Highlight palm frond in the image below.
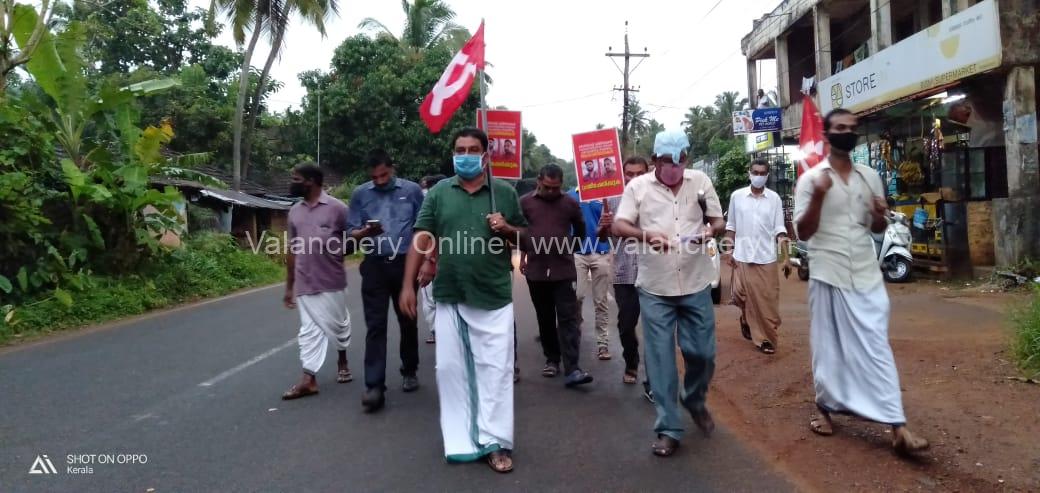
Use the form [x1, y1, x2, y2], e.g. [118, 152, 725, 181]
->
[358, 17, 397, 40]
[158, 167, 229, 190]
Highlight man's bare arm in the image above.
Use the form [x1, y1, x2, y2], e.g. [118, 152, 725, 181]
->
[612, 219, 642, 239]
[399, 231, 433, 319]
[283, 251, 296, 308]
[796, 194, 826, 240]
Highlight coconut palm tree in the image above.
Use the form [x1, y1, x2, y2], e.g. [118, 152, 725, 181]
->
[683, 91, 749, 158]
[208, 0, 337, 189]
[358, 0, 468, 51]
[708, 91, 749, 141]
[241, 0, 338, 179]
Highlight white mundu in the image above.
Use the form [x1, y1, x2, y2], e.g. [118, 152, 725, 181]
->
[795, 159, 905, 425]
[296, 289, 351, 374]
[435, 302, 514, 461]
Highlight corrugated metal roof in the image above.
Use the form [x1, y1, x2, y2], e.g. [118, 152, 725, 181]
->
[198, 189, 291, 210]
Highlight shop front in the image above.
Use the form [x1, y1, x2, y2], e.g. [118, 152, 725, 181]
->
[818, 0, 1007, 277]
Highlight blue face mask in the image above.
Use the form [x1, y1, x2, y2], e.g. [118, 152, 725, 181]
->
[453, 154, 485, 180]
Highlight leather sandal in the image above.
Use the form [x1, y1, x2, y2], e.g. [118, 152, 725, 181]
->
[809, 416, 834, 436]
[652, 435, 680, 457]
[487, 450, 513, 473]
[281, 384, 318, 400]
[893, 428, 930, 454]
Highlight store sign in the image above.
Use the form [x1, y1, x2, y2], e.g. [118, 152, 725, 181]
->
[819, 0, 1001, 115]
[745, 132, 776, 153]
[732, 108, 782, 135]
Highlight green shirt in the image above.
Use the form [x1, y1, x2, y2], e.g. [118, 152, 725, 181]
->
[414, 176, 527, 310]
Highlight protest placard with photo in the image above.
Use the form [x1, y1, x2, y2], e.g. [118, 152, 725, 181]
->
[571, 128, 624, 201]
[477, 109, 522, 179]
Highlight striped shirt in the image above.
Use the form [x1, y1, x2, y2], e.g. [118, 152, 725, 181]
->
[608, 196, 638, 285]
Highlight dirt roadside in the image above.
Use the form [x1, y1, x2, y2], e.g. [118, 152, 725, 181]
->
[708, 271, 1040, 492]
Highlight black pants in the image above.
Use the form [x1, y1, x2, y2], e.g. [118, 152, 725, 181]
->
[614, 283, 641, 372]
[360, 256, 419, 390]
[527, 279, 581, 374]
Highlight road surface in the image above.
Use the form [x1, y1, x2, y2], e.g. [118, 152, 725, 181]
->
[0, 267, 792, 492]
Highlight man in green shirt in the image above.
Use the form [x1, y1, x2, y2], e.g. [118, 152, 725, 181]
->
[400, 127, 527, 474]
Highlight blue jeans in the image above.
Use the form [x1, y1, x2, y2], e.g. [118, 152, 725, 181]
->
[638, 286, 716, 440]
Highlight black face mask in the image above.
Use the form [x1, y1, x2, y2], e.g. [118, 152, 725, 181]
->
[826, 132, 860, 153]
[288, 182, 309, 197]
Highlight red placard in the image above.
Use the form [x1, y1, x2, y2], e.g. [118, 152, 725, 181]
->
[571, 128, 624, 201]
[477, 109, 522, 180]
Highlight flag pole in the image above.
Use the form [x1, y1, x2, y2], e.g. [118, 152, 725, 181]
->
[478, 20, 496, 212]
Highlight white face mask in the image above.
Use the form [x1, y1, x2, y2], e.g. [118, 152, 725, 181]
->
[750, 174, 768, 189]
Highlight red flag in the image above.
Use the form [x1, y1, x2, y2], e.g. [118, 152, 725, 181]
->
[419, 22, 485, 133]
[797, 94, 828, 177]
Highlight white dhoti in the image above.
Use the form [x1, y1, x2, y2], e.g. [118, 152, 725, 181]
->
[435, 302, 514, 461]
[296, 289, 352, 375]
[421, 283, 436, 334]
[809, 280, 906, 425]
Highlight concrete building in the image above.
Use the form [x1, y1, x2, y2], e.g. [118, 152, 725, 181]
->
[743, 0, 1038, 273]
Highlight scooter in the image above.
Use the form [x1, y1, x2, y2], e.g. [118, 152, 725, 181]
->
[789, 240, 810, 281]
[875, 211, 913, 283]
[789, 211, 913, 283]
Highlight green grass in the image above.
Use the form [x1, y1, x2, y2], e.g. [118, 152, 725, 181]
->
[0, 233, 284, 344]
[1011, 286, 1040, 378]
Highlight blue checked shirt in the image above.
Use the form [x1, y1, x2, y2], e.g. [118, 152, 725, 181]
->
[608, 196, 638, 284]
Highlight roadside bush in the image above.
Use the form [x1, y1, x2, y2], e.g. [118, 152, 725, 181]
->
[330, 177, 364, 202]
[1011, 286, 1040, 378]
[0, 233, 282, 343]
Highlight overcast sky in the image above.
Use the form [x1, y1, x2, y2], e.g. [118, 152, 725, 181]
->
[191, 0, 780, 158]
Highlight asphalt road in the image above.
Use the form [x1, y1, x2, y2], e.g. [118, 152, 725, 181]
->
[0, 267, 793, 492]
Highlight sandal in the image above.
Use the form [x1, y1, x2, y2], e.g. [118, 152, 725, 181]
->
[487, 450, 513, 473]
[337, 368, 353, 383]
[281, 384, 319, 400]
[809, 415, 834, 436]
[759, 341, 776, 355]
[597, 347, 612, 360]
[893, 428, 930, 454]
[691, 409, 716, 438]
[652, 435, 680, 457]
[541, 362, 559, 378]
[623, 370, 638, 384]
[739, 317, 751, 341]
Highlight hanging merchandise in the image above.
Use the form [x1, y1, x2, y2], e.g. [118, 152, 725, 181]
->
[930, 119, 944, 163]
[899, 161, 924, 184]
[879, 131, 894, 170]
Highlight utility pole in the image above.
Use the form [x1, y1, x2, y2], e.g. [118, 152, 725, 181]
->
[316, 81, 322, 166]
[606, 21, 649, 150]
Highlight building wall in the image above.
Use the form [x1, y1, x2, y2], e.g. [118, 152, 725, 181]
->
[967, 201, 996, 265]
[999, 0, 1040, 65]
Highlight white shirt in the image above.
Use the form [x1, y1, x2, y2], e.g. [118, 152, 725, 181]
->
[794, 159, 885, 291]
[726, 186, 786, 265]
[615, 169, 724, 297]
